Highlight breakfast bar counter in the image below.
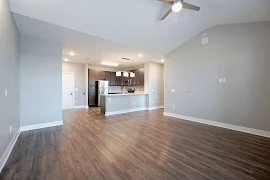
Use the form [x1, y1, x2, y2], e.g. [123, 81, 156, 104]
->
[100, 92, 149, 116]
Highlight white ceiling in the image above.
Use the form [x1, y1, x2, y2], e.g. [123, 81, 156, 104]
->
[9, 0, 270, 65]
[13, 14, 162, 67]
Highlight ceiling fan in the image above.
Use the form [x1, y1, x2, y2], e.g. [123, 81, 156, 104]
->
[158, 0, 200, 21]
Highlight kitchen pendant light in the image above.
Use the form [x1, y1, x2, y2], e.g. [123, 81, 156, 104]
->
[116, 71, 121, 76]
[123, 72, 129, 77]
[130, 72, 135, 77]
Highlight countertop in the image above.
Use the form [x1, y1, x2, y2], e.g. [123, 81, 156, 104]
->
[101, 92, 149, 97]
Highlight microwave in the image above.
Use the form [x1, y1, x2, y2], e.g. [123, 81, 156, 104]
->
[124, 79, 131, 86]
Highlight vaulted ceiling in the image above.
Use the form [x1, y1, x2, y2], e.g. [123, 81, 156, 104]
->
[9, 0, 270, 62]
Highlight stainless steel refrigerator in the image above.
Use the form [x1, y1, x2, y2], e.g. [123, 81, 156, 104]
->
[95, 80, 109, 107]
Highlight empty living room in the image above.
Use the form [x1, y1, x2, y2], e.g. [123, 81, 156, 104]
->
[1, 0, 270, 179]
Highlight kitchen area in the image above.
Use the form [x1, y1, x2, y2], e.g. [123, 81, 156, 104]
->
[88, 67, 151, 115]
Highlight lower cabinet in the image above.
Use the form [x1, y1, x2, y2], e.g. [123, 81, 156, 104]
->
[88, 85, 96, 106]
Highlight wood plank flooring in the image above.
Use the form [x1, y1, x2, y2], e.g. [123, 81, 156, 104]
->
[1, 108, 270, 180]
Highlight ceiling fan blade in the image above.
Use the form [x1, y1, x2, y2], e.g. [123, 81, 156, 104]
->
[161, 8, 172, 21]
[157, 0, 174, 4]
[182, 2, 200, 11]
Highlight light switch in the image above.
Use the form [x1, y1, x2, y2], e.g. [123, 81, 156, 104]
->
[75, 88, 79, 91]
[152, 89, 154, 92]
[223, 78, 227, 83]
[108, 98, 111, 102]
[134, 102, 136, 105]
[4, 90, 8, 97]
[171, 89, 175, 93]
[152, 101, 154, 104]
[219, 78, 223, 83]
[173, 105, 175, 109]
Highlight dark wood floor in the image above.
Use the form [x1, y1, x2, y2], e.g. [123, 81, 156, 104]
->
[1, 108, 270, 180]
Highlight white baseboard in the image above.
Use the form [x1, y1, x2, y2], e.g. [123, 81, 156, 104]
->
[73, 105, 88, 109]
[163, 112, 270, 138]
[105, 107, 147, 116]
[148, 105, 164, 110]
[105, 106, 164, 116]
[20, 121, 63, 132]
[0, 129, 21, 173]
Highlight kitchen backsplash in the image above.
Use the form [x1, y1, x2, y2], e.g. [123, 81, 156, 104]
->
[109, 86, 144, 93]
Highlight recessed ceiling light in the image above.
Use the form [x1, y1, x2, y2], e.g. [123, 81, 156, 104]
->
[101, 61, 119, 67]
[69, 52, 75, 56]
[138, 53, 143, 57]
[64, 58, 68, 61]
[161, 59, 164, 63]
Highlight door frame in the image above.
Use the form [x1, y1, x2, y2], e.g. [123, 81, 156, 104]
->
[62, 72, 75, 109]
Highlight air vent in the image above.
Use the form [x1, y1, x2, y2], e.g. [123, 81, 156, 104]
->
[122, 58, 130, 61]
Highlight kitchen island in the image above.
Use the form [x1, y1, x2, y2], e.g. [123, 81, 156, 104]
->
[100, 92, 149, 116]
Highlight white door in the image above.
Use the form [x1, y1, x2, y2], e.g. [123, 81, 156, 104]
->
[62, 73, 74, 109]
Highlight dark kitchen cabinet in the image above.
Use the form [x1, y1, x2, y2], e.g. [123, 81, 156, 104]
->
[94, 70, 100, 80]
[139, 69, 144, 86]
[105, 71, 110, 81]
[132, 69, 144, 86]
[99, 71, 105, 80]
[88, 85, 96, 106]
[88, 69, 95, 86]
[110, 72, 116, 86]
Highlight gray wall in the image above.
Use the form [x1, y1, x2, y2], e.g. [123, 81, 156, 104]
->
[20, 35, 62, 126]
[62, 62, 86, 107]
[145, 63, 164, 108]
[165, 21, 270, 131]
[0, 0, 20, 160]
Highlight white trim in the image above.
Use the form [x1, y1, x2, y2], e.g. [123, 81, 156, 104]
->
[20, 121, 63, 132]
[105, 106, 163, 116]
[62, 72, 75, 109]
[163, 112, 270, 138]
[73, 105, 87, 109]
[148, 105, 164, 110]
[105, 107, 147, 116]
[0, 129, 21, 173]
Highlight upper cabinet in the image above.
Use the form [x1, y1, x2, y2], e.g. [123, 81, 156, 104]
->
[88, 69, 95, 86]
[88, 68, 144, 86]
[109, 72, 115, 86]
[105, 71, 110, 81]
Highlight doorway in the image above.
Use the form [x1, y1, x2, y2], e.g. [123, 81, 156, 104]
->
[62, 72, 74, 109]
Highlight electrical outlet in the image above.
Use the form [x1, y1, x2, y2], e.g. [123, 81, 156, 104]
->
[152, 89, 154, 92]
[108, 98, 110, 102]
[134, 102, 136, 105]
[202, 37, 208, 44]
[10, 126, 12, 132]
[152, 101, 154, 104]
[173, 105, 175, 109]
[171, 89, 175, 93]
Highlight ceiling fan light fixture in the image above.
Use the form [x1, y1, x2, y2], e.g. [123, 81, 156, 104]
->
[172, 1, 183, 12]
